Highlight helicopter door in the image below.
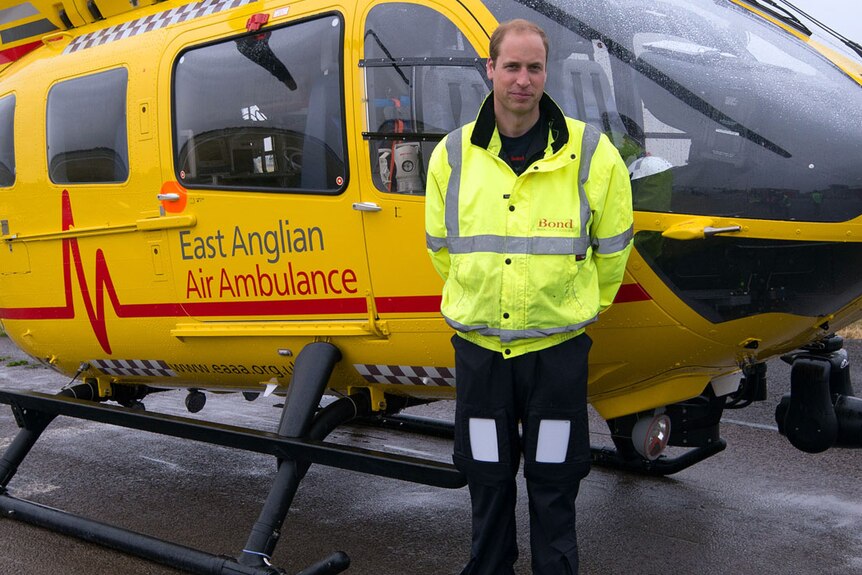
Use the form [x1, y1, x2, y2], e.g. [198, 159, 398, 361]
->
[356, 1, 490, 318]
[165, 13, 374, 325]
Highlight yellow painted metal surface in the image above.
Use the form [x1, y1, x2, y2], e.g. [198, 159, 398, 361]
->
[0, 0, 859, 422]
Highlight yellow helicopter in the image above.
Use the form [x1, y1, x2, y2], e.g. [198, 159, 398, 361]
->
[0, 0, 860, 573]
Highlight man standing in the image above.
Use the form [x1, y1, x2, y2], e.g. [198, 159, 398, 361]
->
[424, 19, 633, 575]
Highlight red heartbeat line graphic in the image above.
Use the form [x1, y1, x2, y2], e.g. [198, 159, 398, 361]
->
[0, 191, 649, 356]
[62, 190, 171, 354]
[0, 191, 188, 354]
[58, 190, 186, 354]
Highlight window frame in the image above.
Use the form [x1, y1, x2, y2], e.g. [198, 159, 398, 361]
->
[361, 2, 489, 196]
[0, 93, 16, 189]
[46, 67, 130, 186]
[170, 12, 349, 196]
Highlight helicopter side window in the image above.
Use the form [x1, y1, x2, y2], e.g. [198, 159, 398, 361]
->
[362, 3, 487, 195]
[173, 14, 346, 194]
[0, 94, 14, 188]
[47, 68, 129, 184]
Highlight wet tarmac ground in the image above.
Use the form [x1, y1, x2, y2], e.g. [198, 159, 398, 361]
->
[0, 334, 860, 575]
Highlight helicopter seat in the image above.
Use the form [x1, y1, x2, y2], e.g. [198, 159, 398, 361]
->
[636, 47, 751, 168]
[415, 54, 487, 134]
[49, 149, 127, 183]
[549, 56, 627, 139]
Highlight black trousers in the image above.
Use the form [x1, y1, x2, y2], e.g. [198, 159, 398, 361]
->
[452, 334, 591, 575]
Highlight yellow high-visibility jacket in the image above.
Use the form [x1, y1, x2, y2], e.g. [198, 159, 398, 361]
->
[425, 94, 633, 358]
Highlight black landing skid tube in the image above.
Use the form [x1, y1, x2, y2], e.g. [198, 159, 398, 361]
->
[359, 410, 727, 477]
[0, 342, 465, 575]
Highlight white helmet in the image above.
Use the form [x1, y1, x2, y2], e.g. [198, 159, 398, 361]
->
[628, 155, 673, 181]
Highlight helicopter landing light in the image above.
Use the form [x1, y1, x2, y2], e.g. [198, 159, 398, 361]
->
[632, 413, 672, 461]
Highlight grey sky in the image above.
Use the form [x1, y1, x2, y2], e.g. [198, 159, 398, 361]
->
[783, 0, 861, 43]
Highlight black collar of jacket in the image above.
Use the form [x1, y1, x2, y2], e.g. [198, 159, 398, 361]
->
[470, 92, 569, 154]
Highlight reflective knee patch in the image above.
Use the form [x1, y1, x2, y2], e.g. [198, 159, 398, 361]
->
[535, 419, 571, 463]
[469, 417, 500, 462]
[454, 406, 520, 483]
[523, 409, 591, 483]
[454, 414, 517, 485]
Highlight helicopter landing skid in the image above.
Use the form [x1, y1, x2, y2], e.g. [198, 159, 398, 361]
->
[358, 412, 727, 476]
[589, 439, 727, 476]
[0, 342, 464, 575]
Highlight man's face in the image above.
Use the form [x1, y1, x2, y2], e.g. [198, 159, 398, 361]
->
[486, 31, 547, 121]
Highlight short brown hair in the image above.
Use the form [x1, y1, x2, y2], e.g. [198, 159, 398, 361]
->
[488, 19, 549, 65]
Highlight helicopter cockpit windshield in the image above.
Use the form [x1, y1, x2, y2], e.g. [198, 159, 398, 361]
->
[483, 0, 862, 223]
[479, 0, 862, 324]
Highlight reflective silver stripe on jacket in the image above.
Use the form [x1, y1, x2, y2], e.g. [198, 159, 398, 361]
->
[446, 235, 591, 255]
[444, 314, 599, 343]
[445, 129, 463, 239]
[442, 123, 602, 256]
[428, 233, 590, 256]
[426, 232, 447, 252]
[425, 129, 464, 253]
[578, 125, 601, 247]
[594, 225, 634, 255]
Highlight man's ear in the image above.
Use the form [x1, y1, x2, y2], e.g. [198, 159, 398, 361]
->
[486, 58, 494, 80]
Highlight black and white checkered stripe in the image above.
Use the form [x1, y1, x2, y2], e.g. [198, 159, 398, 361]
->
[91, 359, 178, 378]
[64, 0, 257, 54]
[354, 364, 455, 387]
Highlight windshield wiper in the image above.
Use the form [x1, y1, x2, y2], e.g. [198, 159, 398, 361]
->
[736, 0, 812, 36]
[775, 0, 862, 59]
[364, 29, 410, 86]
[844, 39, 862, 59]
[515, 0, 792, 158]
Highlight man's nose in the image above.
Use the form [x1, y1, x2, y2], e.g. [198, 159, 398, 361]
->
[516, 68, 530, 85]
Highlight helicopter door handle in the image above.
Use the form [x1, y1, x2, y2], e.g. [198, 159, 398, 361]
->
[352, 202, 382, 212]
[703, 225, 742, 237]
[663, 218, 741, 240]
[157, 193, 181, 202]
